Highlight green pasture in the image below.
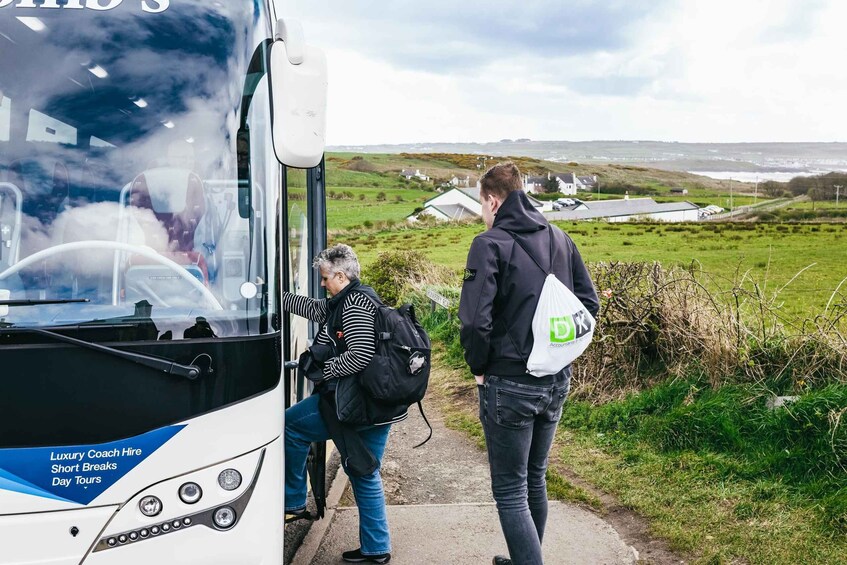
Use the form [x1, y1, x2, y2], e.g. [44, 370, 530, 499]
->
[326, 187, 434, 230]
[337, 221, 847, 320]
[782, 200, 845, 211]
[324, 168, 409, 189]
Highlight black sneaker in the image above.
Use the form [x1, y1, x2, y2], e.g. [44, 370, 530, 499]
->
[492, 556, 513, 565]
[342, 548, 391, 563]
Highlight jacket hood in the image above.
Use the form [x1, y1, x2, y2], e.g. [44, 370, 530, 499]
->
[492, 190, 547, 233]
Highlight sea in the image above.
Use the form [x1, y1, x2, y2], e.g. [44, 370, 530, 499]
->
[686, 171, 839, 183]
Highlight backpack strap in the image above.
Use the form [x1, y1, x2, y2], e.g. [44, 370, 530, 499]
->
[503, 227, 555, 275]
[352, 290, 393, 341]
[413, 401, 433, 448]
[496, 227, 557, 369]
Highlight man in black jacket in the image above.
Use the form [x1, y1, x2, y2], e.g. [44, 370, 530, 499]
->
[459, 163, 599, 565]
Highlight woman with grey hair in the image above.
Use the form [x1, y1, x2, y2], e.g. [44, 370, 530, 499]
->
[282, 243, 403, 564]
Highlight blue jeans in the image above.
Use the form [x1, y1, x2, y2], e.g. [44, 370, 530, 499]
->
[479, 374, 570, 565]
[285, 394, 392, 555]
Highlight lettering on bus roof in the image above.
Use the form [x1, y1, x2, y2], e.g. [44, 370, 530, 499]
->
[0, 1, 169, 14]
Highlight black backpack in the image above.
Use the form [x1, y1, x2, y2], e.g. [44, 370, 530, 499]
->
[356, 292, 433, 445]
[355, 295, 431, 403]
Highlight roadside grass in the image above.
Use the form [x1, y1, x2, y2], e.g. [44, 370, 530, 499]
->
[344, 221, 847, 320]
[544, 467, 603, 510]
[555, 428, 846, 565]
[426, 348, 847, 565]
[555, 380, 847, 565]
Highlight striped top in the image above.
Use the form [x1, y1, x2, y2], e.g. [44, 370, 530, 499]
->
[280, 290, 377, 381]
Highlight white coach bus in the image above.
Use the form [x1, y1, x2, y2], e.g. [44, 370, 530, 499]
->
[0, 1, 328, 563]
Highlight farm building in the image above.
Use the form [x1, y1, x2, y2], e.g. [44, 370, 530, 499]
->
[546, 197, 700, 223]
[407, 187, 548, 222]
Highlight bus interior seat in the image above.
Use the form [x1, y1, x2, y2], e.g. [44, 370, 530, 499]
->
[125, 167, 209, 285]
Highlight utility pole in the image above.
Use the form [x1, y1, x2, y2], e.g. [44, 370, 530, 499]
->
[754, 175, 758, 206]
[835, 184, 842, 208]
[729, 177, 734, 216]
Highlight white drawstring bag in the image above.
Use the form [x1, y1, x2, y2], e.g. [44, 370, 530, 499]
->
[505, 228, 596, 377]
[526, 273, 595, 376]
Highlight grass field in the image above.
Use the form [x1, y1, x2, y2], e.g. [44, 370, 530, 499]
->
[316, 153, 844, 319]
[337, 221, 847, 320]
[326, 187, 434, 230]
[322, 151, 770, 212]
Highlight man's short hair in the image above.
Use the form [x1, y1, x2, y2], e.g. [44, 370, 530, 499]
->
[479, 162, 523, 201]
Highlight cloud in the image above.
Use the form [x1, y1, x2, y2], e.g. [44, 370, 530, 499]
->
[292, 0, 670, 73]
[292, 0, 847, 143]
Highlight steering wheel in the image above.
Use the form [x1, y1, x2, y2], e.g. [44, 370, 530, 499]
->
[0, 240, 224, 311]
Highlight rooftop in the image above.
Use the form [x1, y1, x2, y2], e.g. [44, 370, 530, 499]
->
[547, 197, 699, 220]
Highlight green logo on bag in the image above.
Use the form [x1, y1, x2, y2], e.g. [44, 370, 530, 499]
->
[550, 316, 576, 343]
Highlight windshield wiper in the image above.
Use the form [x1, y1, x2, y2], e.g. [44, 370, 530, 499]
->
[0, 327, 202, 380]
[0, 298, 90, 306]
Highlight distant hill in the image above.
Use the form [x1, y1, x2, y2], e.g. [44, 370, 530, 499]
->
[326, 151, 748, 192]
[328, 141, 847, 176]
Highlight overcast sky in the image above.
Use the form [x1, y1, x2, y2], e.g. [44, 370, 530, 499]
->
[282, 0, 847, 146]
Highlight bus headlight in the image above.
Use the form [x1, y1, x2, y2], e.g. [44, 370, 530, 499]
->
[213, 506, 236, 529]
[94, 450, 265, 553]
[179, 482, 202, 504]
[139, 495, 162, 517]
[217, 468, 242, 491]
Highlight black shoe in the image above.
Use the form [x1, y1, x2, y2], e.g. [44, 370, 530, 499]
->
[342, 548, 391, 563]
[492, 556, 513, 565]
[284, 508, 314, 524]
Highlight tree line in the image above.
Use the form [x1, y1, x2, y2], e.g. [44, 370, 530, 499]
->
[761, 172, 847, 200]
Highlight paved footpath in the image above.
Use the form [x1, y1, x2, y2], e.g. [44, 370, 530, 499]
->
[291, 399, 639, 565]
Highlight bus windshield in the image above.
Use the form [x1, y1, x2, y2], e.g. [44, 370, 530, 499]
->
[0, 2, 278, 339]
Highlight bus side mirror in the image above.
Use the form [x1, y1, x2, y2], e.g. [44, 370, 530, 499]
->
[269, 19, 327, 170]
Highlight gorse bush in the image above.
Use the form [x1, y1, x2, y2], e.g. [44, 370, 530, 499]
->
[573, 261, 847, 401]
[343, 156, 379, 173]
[363, 250, 453, 307]
[409, 260, 847, 400]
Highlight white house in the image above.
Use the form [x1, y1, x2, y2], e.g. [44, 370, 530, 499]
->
[407, 186, 549, 222]
[400, 168, 430, 181]
[546, 197, 700, 223]
[524, 173, 578, 195]
[576, 175, 599, 190]
[450, 175, 471, 188]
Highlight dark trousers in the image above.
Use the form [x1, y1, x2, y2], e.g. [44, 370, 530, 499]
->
[479, 374, 570, 565]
